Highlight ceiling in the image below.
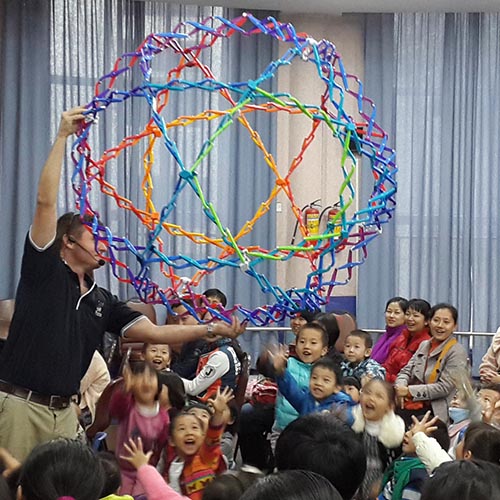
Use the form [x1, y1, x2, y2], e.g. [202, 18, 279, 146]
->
[172, 0, 500, 14]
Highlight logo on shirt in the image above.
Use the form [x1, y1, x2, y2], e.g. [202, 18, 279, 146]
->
[202, 366, 215, 378]
[95, 300, 104, 318]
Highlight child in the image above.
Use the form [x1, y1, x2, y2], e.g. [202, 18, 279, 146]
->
[18, 439, 105, 500]
[344, 375, 362, 403]
[165, 387, 234, 500]
[143, 342, 172, 372]
[351, 378, 405, 500]
[411, 413, 500, 473]
[447, 389, 471, 458]
[272, 322, 329, 436]
[185, 399, 238, 469]
[420, 460, 500, 500]
[378, 419, 449, 500]
[342, 330, 386, 382]
[476, 383, 500, 427]
[109, 361, 170, 496]
[97, 451, 134, 500]
[272, 353, 354, 421]
[275, 413, 367, 500]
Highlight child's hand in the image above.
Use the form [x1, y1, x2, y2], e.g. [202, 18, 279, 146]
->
[120, 437, 153, 470]
[410, 411, 439, 436]
[0, 447, 21, 478]
[268, 344, 288, 376]
[209, 386, 234, 415]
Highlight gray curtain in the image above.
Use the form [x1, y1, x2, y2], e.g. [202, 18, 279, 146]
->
[0, 0, 51, 295]
[0, 0, 278, 357]
[358, 13, 500, 369]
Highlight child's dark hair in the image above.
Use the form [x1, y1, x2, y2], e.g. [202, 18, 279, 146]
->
[170, 410, 203, 436]
[313, 312, 340, 349]
[202, 467, 264, 500]
[19, 438, 104, 500]
[346, 329, 373, 349]
[203, 288, 228, 307]
[97, 451, 121, 497]
[312, 357, 343, 386]
[421, 460, 500, 500]
[463, 422, 500, 462]
[343, 376, 361, 391]
[275, 414, 366, 500]
[430, 419, 450, 452]
[128, 360, 162, 401]
[186, 399, 212, 414]
[295, 309, 320, 323]
[385, 296, 409, 312]
[141, 341, 170, 354]
[158, 371, 186, 409]
[297, 321, 329, 347]
[480, 382, 500, 394]
[240, 469, 343, 500]
[406, 298, 431, 319]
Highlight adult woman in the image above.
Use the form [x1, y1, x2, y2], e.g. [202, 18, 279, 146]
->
[371, 297, 409, 364]
[383, 299, 432, 383]
[395, 303, 468, 424]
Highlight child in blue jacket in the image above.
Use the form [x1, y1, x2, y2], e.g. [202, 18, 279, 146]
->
[273, 350, 355, 425]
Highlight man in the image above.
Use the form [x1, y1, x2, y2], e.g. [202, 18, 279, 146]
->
[0, 107, 243, 460]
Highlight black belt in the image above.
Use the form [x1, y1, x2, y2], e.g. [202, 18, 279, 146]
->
[0, 380, 74, 410]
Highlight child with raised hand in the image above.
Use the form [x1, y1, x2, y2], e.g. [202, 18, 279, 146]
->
[272, 322, 329, 437]
[410, 412, 500, 473]
[272, 349, 355, 422]
[342, 330, 386, 383]
[351, 378, 405, 500]
[110, 361, 170, 496]
[378, 418, 449, 500]
[165, 386, 234, 500]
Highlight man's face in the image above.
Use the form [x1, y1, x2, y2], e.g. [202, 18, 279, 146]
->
[172, 305, 198, 326]
[68, 229, 106, 270]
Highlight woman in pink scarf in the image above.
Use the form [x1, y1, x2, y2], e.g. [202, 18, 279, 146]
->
[371, 297, 408, 364]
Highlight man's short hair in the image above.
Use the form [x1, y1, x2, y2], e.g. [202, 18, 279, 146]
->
[275, 413, 366, 500]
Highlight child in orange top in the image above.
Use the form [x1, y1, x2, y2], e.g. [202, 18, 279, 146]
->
[165, 387, 233, 500]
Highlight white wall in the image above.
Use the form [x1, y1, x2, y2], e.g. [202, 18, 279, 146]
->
[275, 14, 364, 302]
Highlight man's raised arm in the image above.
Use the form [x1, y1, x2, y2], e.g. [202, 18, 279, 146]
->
[31, 107, 86, 248]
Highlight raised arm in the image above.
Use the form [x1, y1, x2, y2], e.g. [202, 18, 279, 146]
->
[31, 107, 86, 248]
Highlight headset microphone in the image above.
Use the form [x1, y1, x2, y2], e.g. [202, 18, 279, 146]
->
[67, 235, 106, 266]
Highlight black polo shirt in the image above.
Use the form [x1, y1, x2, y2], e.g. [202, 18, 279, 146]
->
[0, 233, 143, 396]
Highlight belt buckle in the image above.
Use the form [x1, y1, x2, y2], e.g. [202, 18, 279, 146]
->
[49, 395, 67, 410]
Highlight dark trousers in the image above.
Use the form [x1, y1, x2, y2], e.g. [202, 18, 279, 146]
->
[238, 402, 275, 470]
